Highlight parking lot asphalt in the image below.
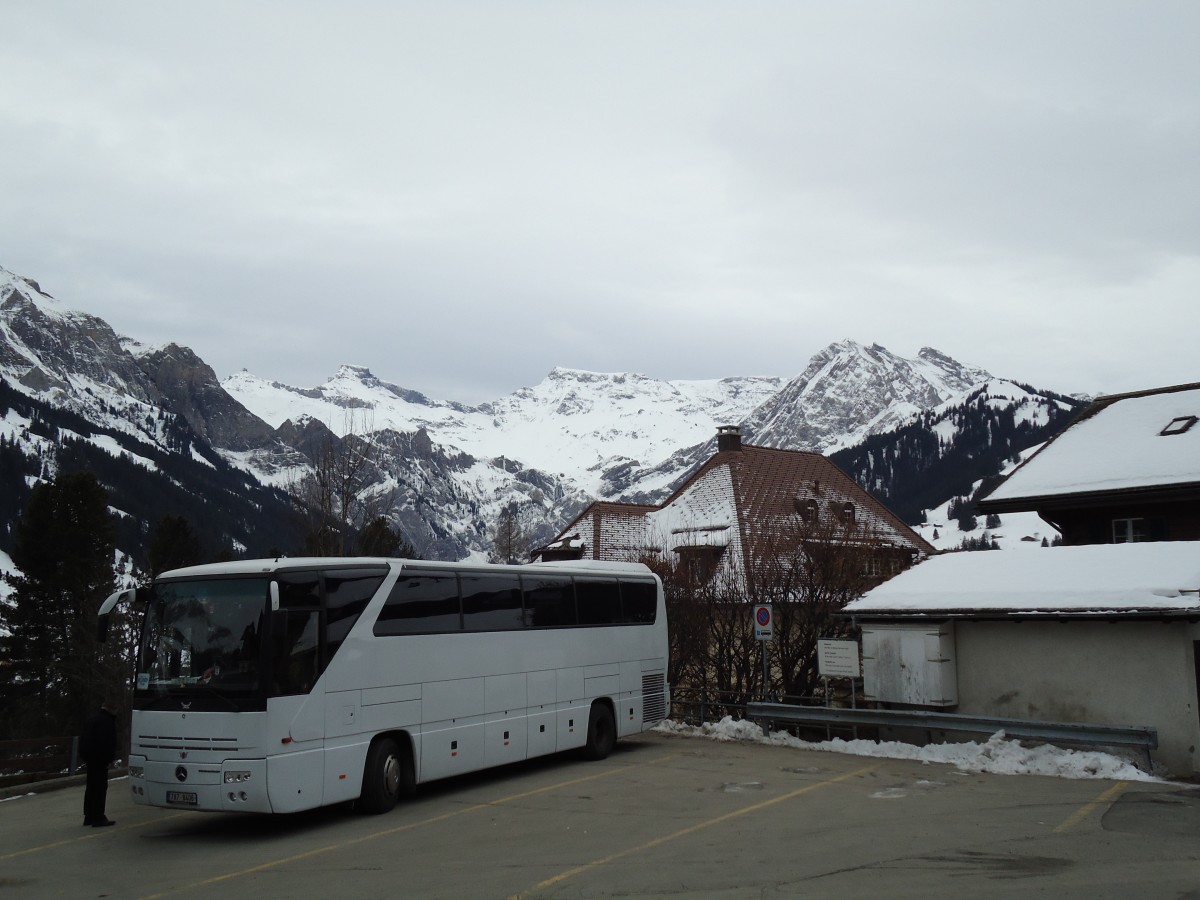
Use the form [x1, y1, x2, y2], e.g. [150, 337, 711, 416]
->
[2, 731, 1198, 899]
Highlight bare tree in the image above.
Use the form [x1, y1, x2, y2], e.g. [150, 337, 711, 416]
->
[743, 514, 887, 701]
[643, 553, 762, 719]
[646, 510, 902, 718]
[289, 411, 397, 556]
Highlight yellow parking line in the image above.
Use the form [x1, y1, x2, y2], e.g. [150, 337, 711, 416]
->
[138, 756, 672, 900]
[0, 812, 190, 862]
[509, 763, 880, 899]
[1053, 780, 1129, 833]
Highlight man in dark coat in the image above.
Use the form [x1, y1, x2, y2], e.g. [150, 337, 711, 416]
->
[80, 699, 118, 827]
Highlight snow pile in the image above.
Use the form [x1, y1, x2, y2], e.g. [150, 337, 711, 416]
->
[654, 717, 1164, 782]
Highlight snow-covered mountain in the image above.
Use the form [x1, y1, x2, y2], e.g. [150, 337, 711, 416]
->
[829, 378, 1084, 545]
[1, 261, 1083, 565]
[221, 340, 1003, 503]
[223, 365, 784, 496]
[742, 341, 991, 454]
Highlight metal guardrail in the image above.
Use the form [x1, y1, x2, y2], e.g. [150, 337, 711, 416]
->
[0, 736, 79, 789]
[745, 702, 1158, 770]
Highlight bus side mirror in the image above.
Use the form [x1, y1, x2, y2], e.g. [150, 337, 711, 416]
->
[270, 581, 280, 611]
[97, 588, 136, 643]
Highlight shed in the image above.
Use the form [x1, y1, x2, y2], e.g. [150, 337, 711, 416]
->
[843, 542, 1200, 776]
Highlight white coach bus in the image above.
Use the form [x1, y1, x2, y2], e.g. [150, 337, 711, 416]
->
[98, 557, 669, 814]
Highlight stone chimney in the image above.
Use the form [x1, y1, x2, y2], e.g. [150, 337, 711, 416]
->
[716, 425, 742, 452]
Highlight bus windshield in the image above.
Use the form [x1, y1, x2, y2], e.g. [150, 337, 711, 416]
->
[136, 577, 268, 694]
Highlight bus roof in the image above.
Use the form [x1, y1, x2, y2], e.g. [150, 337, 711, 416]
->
[156, 557, 656, 581]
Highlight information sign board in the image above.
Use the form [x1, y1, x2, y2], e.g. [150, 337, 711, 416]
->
[817, 639, 860, 678]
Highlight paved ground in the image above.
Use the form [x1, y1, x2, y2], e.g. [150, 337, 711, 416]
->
[2, 731, 1198, 899]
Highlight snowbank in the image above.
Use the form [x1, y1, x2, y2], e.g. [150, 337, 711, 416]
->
[654, 717, 1167, 783]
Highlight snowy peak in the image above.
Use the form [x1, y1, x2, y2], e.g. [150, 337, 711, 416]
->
[0, 266, 58, 308]
[222, 366, 481, 436]
[913, 347, 992, 396]
[742, 340, 992, 453]
[1, 266, 155, 406]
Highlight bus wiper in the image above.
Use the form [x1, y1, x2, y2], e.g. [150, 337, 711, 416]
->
[140, 692, 182, 710]
[191, 685, 240, 711]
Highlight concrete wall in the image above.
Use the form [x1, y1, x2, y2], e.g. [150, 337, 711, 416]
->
[951, 620, 1200, 777]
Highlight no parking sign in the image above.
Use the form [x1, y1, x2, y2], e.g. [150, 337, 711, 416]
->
[753, 604, 773, 640]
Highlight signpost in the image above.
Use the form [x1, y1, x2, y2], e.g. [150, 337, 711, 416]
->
[753, 605, 773, 701]
[817, 638, 861, 739]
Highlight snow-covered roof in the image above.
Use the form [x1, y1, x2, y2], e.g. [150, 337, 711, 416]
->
[844, 542, 1200, 618]
[983, 384, 1200, 505]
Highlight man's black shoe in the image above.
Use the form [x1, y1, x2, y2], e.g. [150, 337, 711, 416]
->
[91, 818, 116, 827]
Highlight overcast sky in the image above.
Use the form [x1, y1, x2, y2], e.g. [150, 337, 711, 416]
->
[3, 2, 1197, 404]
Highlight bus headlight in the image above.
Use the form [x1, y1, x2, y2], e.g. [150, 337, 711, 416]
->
[224, 771, 252, 784]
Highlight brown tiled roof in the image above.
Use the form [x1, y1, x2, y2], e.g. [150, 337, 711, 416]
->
[675, 443, 933, 557]
[546, 443, 932, 560]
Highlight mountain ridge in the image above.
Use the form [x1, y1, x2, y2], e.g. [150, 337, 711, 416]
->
[1, 262, 1085, 567]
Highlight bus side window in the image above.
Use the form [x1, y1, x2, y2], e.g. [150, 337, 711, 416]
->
[461, 573, 523, 631]
[620, 580, 658, 624]
[325, 569, 387, 658]
[273, 572, 321, 695]
[575, 578, 621, 625]
[373, 574, 461, 635]
[522, 575, 576, 628]
[272, 609, 319, 695]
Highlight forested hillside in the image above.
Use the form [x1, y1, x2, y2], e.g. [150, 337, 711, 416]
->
[0, 379, 295, 567]
[830, 382, 1084, 525]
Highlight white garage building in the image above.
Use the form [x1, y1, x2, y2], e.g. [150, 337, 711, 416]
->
[843, 542, 1200, 777]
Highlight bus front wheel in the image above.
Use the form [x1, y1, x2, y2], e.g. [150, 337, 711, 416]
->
[582, 703, 616, 760]
[359, 736, 412, 814]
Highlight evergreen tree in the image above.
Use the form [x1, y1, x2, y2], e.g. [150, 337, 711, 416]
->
[145, 514, 203, 581]
[0, 473, 121, 739]
[488, 504, 528, 564]
[355, 516, 418, 557]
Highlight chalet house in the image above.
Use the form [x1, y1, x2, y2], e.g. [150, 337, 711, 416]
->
[978, 382, 1200, 544]
[534, 426, 933, 581]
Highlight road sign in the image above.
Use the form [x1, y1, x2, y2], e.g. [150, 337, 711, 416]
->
[753, 604, 773, 640]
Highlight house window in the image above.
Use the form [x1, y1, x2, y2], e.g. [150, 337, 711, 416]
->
[1160, 415, 1198, 436]
[675, 545, 724, 582]
[1112, 518, 1146, 543]
[794, 498, 819, 523]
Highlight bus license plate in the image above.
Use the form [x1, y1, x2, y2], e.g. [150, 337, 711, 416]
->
[167, 791, 198, 805]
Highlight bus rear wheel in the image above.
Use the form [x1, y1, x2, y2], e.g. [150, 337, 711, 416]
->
[582, 702, 616, 760]
[359, 736, 412, 814]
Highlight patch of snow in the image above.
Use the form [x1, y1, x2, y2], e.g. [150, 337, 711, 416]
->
[654, 717, 1165, 782]
[189, 444, 215, 468]
[88, 434, 157, 471]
